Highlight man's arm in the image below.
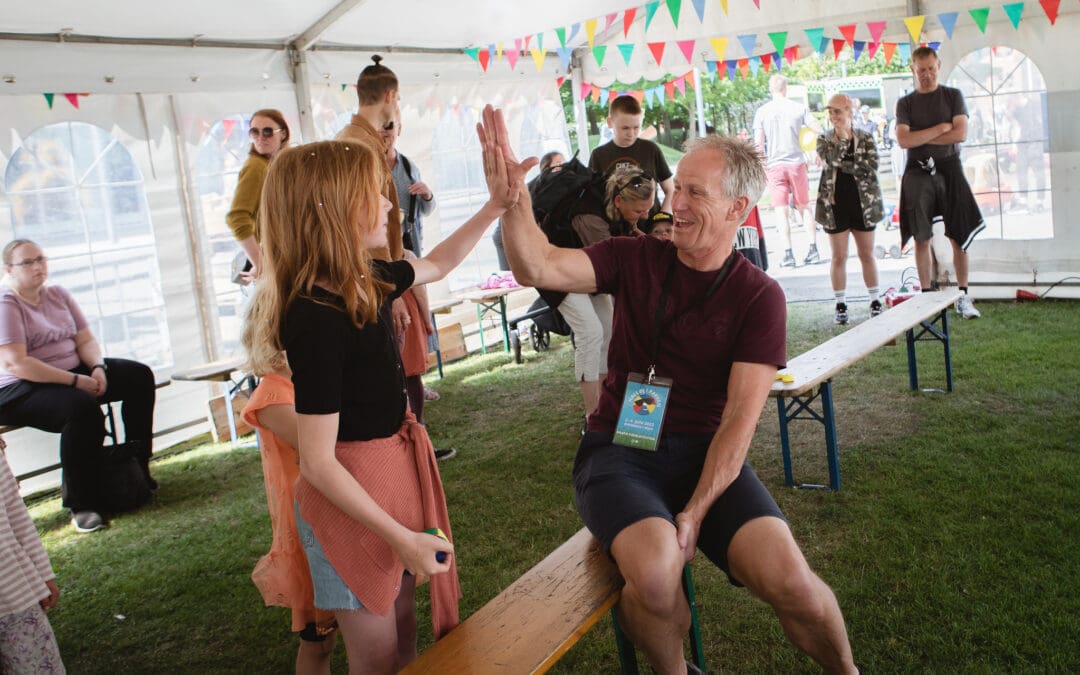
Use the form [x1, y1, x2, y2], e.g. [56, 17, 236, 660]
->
[674, 361, 777, 560]
[896, 121, 953, 149]
[926, 114, 967, 145]
[803, 108, 824, 135]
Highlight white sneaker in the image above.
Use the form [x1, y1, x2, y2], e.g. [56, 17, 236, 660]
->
[956, 295, 981, 319]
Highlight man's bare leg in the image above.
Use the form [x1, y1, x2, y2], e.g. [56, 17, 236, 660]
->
[914, 240, 934, 289]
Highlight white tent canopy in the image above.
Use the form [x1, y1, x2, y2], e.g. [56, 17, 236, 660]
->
[1, 1, 1078, 490]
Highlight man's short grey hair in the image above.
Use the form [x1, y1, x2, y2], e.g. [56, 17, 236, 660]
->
[682, 135, 767, 222]
[768, 74, 787, 94]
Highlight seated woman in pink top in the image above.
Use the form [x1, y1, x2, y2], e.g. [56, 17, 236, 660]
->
[0, 239, 156, 534]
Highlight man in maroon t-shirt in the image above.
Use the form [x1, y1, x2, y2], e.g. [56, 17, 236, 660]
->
[480, 106, 857, 675]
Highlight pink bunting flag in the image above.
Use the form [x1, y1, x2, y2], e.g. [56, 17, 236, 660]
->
[677, 39, 696, 63]
[623, 8, 637, 37]
[751, 0, 760, 8]
[64, 93, 80, 109]
[648, 41, 667, 65]
[222, 118, 237, 140]
[867, 21, 887, 44]
[867, 41, 880, 60]
[506, 47, 520, 71]
[1039, 0, 1060, 25]
[580, 83, 591, 101]
[674, 76, 686, 95]
[605, 13, 618, 32]
[784, 45, 799, 65]
[838, 24, 857, 47]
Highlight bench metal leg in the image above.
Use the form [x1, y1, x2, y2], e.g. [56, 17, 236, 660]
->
[611, 564, 705, 673]
[906, 308, 954, 393]
[430, 312, 445, 379]
[775, 381, 841, 491]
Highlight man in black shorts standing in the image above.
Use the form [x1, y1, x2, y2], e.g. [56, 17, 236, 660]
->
[479, 105, 857, 675]
[896, 46, 985, 318]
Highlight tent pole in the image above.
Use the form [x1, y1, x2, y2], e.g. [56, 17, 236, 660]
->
[291, 49, 317, 143]
[693, 67, 706, 137]
[570, 51, 591, 163]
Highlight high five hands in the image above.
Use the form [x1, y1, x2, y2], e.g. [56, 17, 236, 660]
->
[476, 105, 539, 210]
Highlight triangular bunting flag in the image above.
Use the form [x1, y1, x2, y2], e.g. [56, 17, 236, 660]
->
[222, 118, 237, 139]
[464, 47, 480, 62]
[644, 87, 656, 108]
[784, 45, 799, 65]
[709, 36, 728, 60]
[556, 76, 565, 88]
[568, 23, 580, 44]
[600, 88, 611, 107]
[832, 38, 846, 59]
[64, 93, 80, 109]
[839, 24, 858, 47]
[751, 0, 760, 7]
[523, 35, 532, 51]
[340, 83, 348, 92]
[495, 43, 503, 61]
[691, 0, 707, 23]
[805, 28, 826, 54]
[593, 45, 608, 67]
[883, 42, 898, 65]
[648, 41, 667, 64]
[1003, 2, 1024, 29]
[867, 20, 887, 43]
[630, 90, 645, 104]
[719, 0, 729, 15]
[580, 83, 591, 101]
[768, 31, 788, 54]
[586, 19, 598, 47]
[667, 0, 683, 28]
[677, 39, 696, 63]
[478, 49, 490, 72]
[772, 52, 782, 71]
[530, 48, 546, 72]
[737, 58, 749, 78]
[853, 41, 866, 61]
[44, 93, 55, 109]
[645, 2, 661, 31]
[590, 85, 601, 103]
[506, 48, 520, 71]
[652, 86, 665, 105]
[605, 13, 618, 32]
[555, 27, 567, 48]
[897, 42, 911, 63]
[623, 8, 637, 37]
[1039, 0, 1060, 25]
[937, 12, 959, 38]
[556, 47, 572, 71]
[928, 41, 941, 51]
[737, 34, 757, 57]
[664, 81, 676, 100]
[706, 59, 719, 78]
[760, 52, 773, 73]
[867, 41, 880, 60]
[748, 56, 762, 74]
[969, 7, 990, 33]
[535, 33, 544, 51]
[685, 70, 696, 89]
[674, 76, 687, 95]
[726, 60, 738, 81]
[903, 16, 925, 44]
[618, 43, 636, 65]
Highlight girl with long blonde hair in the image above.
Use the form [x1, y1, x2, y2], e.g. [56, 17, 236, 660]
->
[245, 139, 507, 673]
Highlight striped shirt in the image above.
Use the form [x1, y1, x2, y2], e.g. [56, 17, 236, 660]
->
[0, 449, 55, 614]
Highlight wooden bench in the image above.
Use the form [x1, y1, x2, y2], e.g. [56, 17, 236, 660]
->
[770, 289, 963, 490]
[428, 298, 464, 378]
[403, 527, 705, 674]
[171, 357, 257, 447]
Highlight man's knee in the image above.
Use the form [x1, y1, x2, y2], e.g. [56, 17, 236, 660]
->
[613, 525, 685, 615]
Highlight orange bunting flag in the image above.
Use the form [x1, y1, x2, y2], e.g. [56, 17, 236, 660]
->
[883, 42, 898, 65]
[590, 85, 601, 103]
[737, 58, 749, 78]
[903, 16, 925, 44]
[664, 81, 676, 99]
[630, 90, 645, 103]
[685, 69, 696, 90]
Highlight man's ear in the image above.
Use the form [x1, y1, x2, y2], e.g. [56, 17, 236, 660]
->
[606, 115, 613, 127]
[729, 196, 751, 221]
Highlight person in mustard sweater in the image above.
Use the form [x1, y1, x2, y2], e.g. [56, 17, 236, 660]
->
[226, 108, 291, 282]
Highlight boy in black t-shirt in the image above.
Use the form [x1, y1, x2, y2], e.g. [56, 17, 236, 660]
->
[588, 95, 674, 214]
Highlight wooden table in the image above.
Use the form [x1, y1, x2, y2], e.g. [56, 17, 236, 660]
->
[171, 357, 256, 447]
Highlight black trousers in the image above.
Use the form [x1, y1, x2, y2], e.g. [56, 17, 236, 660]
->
[0, 357, 155, 512]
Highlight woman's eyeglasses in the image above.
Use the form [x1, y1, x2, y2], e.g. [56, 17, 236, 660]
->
[249, 127, 284, 139]
[11, 256, 47, 268]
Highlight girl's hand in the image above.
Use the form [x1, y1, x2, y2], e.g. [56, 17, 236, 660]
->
[477, 105, 538, 210]
[41, 579, 60, 610]
[394, 529, 454, 578]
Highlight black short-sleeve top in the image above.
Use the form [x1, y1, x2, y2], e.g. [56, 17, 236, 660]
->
[283, 259, 414, 441]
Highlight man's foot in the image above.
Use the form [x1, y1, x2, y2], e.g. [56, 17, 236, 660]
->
[834, 302, 849, 325]
[423, 386, 440, 401]
[804, 245, 821, 265]
[72, 510, 106, 533]
[140, 460, 158, 490]
[869, 300, 883, 318]
[956, 295, 981, 319]
[434, 447, 457, 461]
[781, 250, 796, 268]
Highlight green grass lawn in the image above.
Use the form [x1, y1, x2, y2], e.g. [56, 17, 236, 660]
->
[27, 299, 1080, 673]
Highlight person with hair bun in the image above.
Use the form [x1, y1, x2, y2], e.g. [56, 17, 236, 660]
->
[227, 108, 291, 282]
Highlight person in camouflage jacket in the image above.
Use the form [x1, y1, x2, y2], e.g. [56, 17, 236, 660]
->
[815, 93, 884, 325]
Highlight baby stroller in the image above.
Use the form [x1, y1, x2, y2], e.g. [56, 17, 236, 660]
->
[509, 297, 574, 364]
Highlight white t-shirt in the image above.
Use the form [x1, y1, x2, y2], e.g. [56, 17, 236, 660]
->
[753, 97, 814, 166]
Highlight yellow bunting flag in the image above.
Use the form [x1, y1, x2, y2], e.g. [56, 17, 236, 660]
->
[708, 36, 728, 61]
[903, 15, 925, 44]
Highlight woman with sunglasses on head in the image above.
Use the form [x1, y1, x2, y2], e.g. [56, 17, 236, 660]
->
[227, 108, 291, 283]
[544, 165, 656, 424]
[244, 139, 508, 672]
[0, 240, 157, 534]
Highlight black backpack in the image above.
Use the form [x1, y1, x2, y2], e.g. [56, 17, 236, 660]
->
[529, 156, 608, 250]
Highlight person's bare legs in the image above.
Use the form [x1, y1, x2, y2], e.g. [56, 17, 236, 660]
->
[393, 575, 418, 671]
[828, 231, 850, 293]
[776, 204, 794, 252]
[610, 517, 690, 675]
[851, 229, 879, 291]
[296, 629, 337, 675]
[799, 205, 818, 248]
[728, 517, 858, 674]
[333, 577, 417, 675]
[950, 238, 969, 288]
[914, 239, 934, 289]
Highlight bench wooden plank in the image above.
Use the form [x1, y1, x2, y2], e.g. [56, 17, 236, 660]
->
[170, 356, 247, 383]
[403, 527, 623, 674]
[771, 289, 961, 398]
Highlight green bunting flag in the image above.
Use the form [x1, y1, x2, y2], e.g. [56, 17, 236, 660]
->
[44, 93, 54, 109]
[593, 45, 607, 67]
[969, 7, 991, 33]
[768, 31, 787, 54]
[1003, 2, 1025, 29]
[666, 0, 682, 29]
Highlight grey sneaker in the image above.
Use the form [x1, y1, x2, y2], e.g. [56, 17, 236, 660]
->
[834, 302, 849, 325]
[804, 246, 821, 265]
[72, 510, 105, 533]
[781, 250, 796, 268]
[956, 295, 981, 319]
[434, 447, 457, 461]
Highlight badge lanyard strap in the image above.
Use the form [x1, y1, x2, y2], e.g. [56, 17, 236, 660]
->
[647, 249, 738, 384]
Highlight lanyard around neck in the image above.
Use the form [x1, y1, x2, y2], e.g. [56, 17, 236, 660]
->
[648, 249, 737, 382]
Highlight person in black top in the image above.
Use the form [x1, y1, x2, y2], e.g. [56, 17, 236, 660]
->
[243, 139, 506, 672]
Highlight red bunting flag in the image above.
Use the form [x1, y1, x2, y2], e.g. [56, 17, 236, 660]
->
[623, 8, 637, 37]
[64, 93, 80, 109]
[832, 39, 845, 59]
[580, 83, 591, 100]
[222, 118, 237, 140]
[1039, 0, 1060, 25]
[838, 24, 857, 47]
[478, 50, 490, 72]
[784, 45, 799, 65]
[556, 76, 565, 88]
[867, 42, 880, 60]
[761, 52, 773, 73]
[664, 81, 676, 99]
[648, 41, 667, 64]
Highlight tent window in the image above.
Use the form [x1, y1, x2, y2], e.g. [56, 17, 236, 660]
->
[946, 46, 1051, 240]
[4, 122, 172, 367]
[192, 114, 251, 356]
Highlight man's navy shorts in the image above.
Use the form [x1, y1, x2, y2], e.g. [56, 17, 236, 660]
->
[573, 431, 786, 584]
